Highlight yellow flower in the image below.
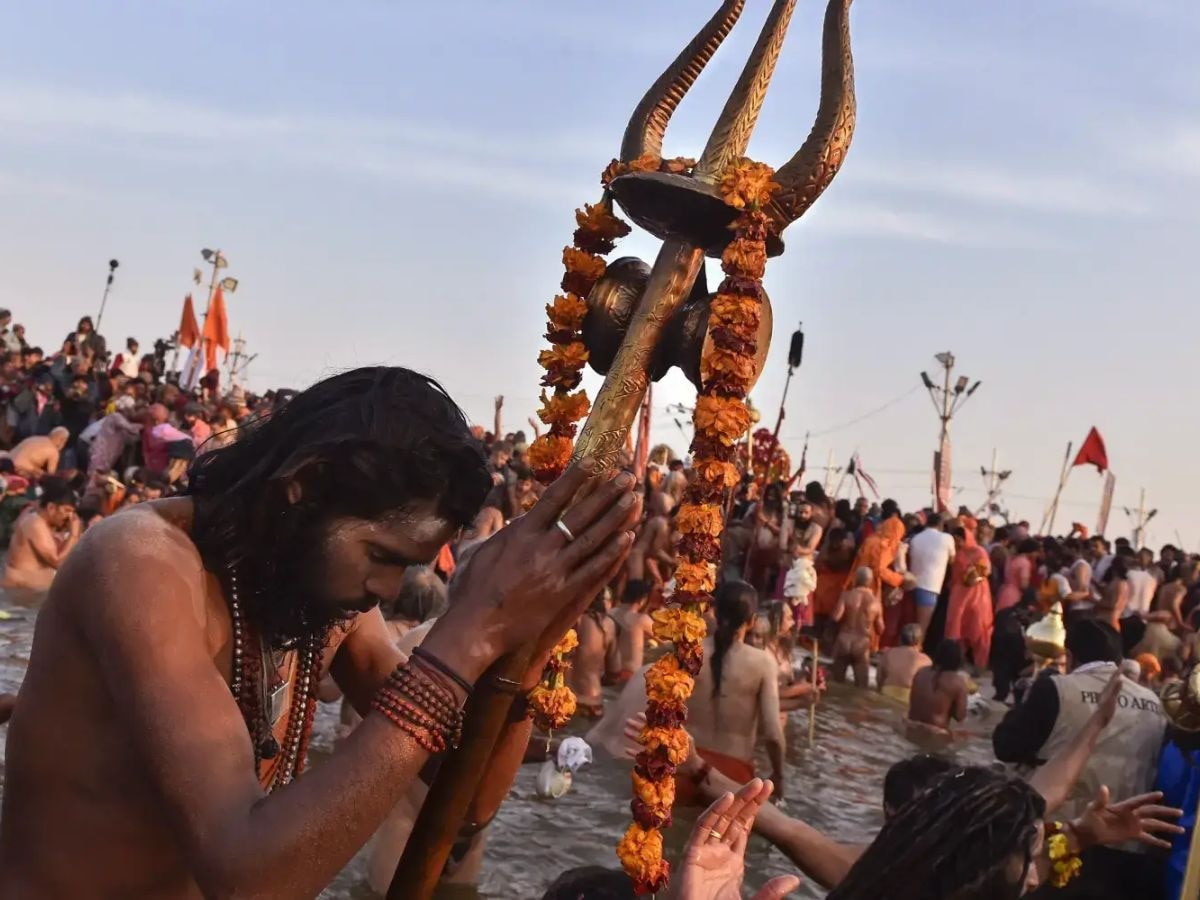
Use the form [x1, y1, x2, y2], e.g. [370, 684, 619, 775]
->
[538, 389, 590, 427]
[676, 502, 723, 537]
[694, 395, 751, 445]
[527, 435, 574, 478]
[694, 459, 740, 489]
[718, 158, 779, 209]
[703, 348, 757, 384]
[546, 293, 588, 332]
[528, 683, 577, 730]
[645, 655, 695, 704]
[721, 237, 767, 279]
[709, 292, 761, 328]
[575, 202, 631, 242]
[562, 247, 607, 282]
[674, 560, 717, 594]
[632, 769, 676, 809]
[553, 629, 579, 656]
[652, 608, 708, 644]
[639, 725, 689, 766]
[537, 341, 590, 373]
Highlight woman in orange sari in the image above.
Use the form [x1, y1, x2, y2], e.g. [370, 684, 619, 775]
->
[945, 516, 993, 669]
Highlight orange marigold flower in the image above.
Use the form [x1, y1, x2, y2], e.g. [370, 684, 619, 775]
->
[575, 203, 632, 242]
[632, 769, 676, 810]
[703, 347, 757, 384]
[617, 824, 668, 888]
[639, 725, 690, 766]
[721, 237, 767, 279]
[562, 246, 607, 281]
[527, 434, 574, 478]
[718, 158, 779, 209]
[676, 503, 723, 537]
[694, 459, 740, 489]
[538, 389, 590, 427]
[626, 153, 661, 174]
[645, 655, 695, 704]
[694, 395, 751, 445]
[709, 293, 761, 328]
[546, 293, 588, 332]
[674, 560, 717, 594]
[553, 628, 579, 656]
[537, 341, 590, 373]
[660, 156, 696, 175]
[528, 683, 577, 730]
[652, 608, 708, 644]
[601, 158, 628, 187]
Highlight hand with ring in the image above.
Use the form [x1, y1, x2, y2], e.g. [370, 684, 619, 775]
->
[671, 778, 801, 900]
[432, 457, 642, 685]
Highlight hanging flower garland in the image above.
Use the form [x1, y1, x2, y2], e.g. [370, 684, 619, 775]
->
[527, 628, 579, 732]
[617, 158, 779, 895]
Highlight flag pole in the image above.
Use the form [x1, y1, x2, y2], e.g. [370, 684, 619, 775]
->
[1040, 441, 1073, 536]
[807, 638, 819, 749]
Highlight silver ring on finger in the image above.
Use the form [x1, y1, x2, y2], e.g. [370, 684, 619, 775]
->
[555, 519, 576, 542]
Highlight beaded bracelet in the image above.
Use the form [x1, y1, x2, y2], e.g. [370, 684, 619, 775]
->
[411, 646, 474, 697]
[372, 660, 465, 751]
[1046, 821, 1082, 888]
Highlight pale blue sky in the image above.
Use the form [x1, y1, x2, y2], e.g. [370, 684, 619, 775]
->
[1, 0, 1197, 546]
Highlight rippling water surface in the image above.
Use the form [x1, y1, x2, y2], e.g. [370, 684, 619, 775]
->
[0, 595, 998, 899]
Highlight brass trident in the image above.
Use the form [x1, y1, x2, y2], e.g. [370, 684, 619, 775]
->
[391, 3, 855, 896]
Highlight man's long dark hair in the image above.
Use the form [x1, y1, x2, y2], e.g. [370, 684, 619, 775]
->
[187, 367, 490, 645]
[828, 767, 1045, 900]
[711, 580, 757, 698]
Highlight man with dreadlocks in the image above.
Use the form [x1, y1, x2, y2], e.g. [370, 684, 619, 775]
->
[0, 367, 642, 897]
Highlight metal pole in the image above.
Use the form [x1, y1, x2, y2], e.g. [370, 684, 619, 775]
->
[95, 261, 118, 333]
[821, 448, 835, 495]
[1133, 487, 1146, 548]
[1042, 442, 1073, 536]
[935, 356, 952, 510]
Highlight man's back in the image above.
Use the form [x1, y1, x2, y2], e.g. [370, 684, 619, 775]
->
[880, 645, 931, 689]
[8, 435, 54, 478]
[609, 604, 651, 675]
[689, 641, 778, 761]
[909, 667, 966, 730]
[908, 528, 954, 593]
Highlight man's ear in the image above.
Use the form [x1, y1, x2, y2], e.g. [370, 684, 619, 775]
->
[285, 481, 302, 505]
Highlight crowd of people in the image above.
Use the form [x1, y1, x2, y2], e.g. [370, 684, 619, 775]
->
[0, 335, 1197, 899]
[0, 307, 292, 592]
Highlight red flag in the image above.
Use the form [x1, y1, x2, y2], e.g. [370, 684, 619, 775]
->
[1072, 427, 1108, 473]
[178, 294, 200, 349]
[203, 286, 231, 372]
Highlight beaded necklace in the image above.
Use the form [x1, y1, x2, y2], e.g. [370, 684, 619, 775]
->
[227, 569, 322, 792]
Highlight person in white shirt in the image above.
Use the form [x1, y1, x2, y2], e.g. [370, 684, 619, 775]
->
[906, 513, 956, 633]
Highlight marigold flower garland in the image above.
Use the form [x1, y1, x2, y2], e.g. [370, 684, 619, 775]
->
[527, 628, 579, 732]
[617, 158, 779, 895]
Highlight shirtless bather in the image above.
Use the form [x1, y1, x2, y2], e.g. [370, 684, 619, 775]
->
[3, 427, 70, 480]
[571, 590, 616, 717]
[908, 638, 969, 735]
[876, 623, 931, 705]
[607, 579, 654, 685]
[3, 476, 80, 592]
[831, 566, 883, 688]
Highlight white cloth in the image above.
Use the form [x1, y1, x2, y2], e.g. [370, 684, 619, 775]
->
[1124, 569, 1157, 617]
[79, 419, 104, 444]
[906, 528, 956, 594]
[783, 556, 818, 601]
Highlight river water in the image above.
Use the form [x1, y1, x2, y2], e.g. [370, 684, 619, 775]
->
[0, 595, 999, 899]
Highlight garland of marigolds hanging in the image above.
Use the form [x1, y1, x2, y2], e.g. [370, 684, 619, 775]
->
[525, 156, 696, 735]
[617, 158, 779, 895]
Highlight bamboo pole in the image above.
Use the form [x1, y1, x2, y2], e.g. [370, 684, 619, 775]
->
[1039, 441, 1073, 536]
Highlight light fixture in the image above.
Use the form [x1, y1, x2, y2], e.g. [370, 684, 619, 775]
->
[954, 375, 970, 394]
[920, 371, 935, 390]
[220, 277, 239, 292]
[967, 380, 982, 396]
[934, 351, 955, 368]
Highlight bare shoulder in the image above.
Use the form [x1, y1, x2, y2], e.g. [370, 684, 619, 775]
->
[54, 499, 208, 622]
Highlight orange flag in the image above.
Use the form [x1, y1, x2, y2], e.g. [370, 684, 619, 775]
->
[203, 286, 231, 372]
[179, 294, 200, 349]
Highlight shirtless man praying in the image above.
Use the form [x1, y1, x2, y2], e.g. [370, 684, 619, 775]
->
[0, 367, 640, 898]
[570, 590, 617, 718]
[607, 579, 654, 685]
[831, 566, 883, 688]
[2, 476, 81, 592]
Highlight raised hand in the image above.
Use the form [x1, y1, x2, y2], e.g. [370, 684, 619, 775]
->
[438, 459, 641, 673]
[669, 779, 801, 900]
[1071, 787, 1184, 851]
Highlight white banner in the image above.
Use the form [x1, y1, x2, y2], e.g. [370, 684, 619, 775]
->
[1096, 471, 1116, 536]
